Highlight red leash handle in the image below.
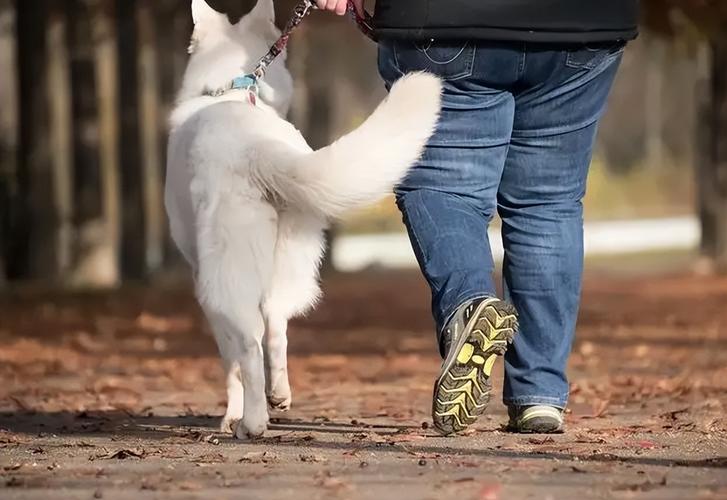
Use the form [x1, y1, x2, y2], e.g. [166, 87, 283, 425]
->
[254, 0, 375, 80]
[346, 0, 376, 41]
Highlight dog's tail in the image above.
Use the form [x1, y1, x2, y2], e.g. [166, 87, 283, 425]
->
[256, 72, 442, 218]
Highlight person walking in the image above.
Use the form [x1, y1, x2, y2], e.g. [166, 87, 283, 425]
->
[318, 0, 638, 435]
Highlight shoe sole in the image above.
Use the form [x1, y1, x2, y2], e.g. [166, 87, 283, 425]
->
[432, 298, 518, 436]
[507, 417, 564, 434]
[507, 407, 565, 434]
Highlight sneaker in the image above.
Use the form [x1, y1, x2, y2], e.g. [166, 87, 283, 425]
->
[432, 297, 519, 435]
[507, 405, 564, 433]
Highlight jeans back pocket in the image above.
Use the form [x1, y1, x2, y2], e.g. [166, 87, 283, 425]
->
[393, 40, 476, 81]
[565, 42, 626, 70]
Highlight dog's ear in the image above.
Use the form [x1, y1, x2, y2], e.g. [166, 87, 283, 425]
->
[247, 0, 275, 24]
[191, 0, 226, 27]
[237, 0, 277, 42]
[189, 0, 228, 53]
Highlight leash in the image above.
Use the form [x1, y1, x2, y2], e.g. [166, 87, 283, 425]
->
[205, 0, 375, 101]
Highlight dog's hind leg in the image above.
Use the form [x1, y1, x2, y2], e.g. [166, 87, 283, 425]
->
[203, 310, 244, 433]
[195, 196, 277, 439]
[202, 305, 267, 438]
[263, 310, 291, 411]
[232, 309, 267, 439]
[262, 211, 327, 413]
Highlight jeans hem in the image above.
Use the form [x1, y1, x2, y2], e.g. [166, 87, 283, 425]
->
[503, 396, 568, 409]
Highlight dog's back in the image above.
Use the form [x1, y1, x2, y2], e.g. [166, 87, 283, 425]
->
[165, 0, 441, 439]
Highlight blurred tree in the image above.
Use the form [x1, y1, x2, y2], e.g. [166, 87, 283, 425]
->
[47, 1, 74, 278]
[136, 0, 164, 275]
[117, 0, 145, 279]
[643, 0, 727, 271]
[90, 0, 121, 286]
[0, 0, 17, 287]
[15, 0, 56, 280]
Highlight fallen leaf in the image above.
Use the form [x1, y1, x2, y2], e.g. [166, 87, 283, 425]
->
[528, 436, 555, 445]
[634, 440, 658, 450]
[179, 481, 202, 491]
[6, 477, 24, 488]
[613, 476, 667, 492]
[299, 453, 328, 463]
[583, 399, 609, 419]
[574, 433, 607, 444]
[193, 453, 227, 464]
[314, 472, 351, 491]
[239, 451, 278, 464]
[91, 448, 146, 461]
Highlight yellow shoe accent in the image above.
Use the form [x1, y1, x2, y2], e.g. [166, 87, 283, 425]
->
[437, 391, 486, 411]
[494, 313, 509, 328]
[472, 329, 493, 349]
[435, 394, 480, 421]
[456, 343, 474, 364]
[441, 380, 484, 407]
[434, 406, 465, 427]
[447, 367, 485, 395]
[483, 353, 498, 376]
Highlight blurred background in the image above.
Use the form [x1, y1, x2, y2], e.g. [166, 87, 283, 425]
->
[0, 0, 726, 288]
[1, 4, 726, 493]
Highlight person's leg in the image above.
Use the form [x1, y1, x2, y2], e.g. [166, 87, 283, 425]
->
[378, 41, 526, 434]
[498, 44, 625, 422]
[377, 40, 516, 340]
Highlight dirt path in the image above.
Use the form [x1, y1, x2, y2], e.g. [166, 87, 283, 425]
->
[1, 270, 726, 499]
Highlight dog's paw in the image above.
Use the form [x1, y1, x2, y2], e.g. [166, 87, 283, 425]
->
[234, 419, 267, 440]
[267, 394, 292, 412]
[220, 415, 241, 434]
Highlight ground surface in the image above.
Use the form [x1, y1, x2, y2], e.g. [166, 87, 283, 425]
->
[1, 269, 726, 499]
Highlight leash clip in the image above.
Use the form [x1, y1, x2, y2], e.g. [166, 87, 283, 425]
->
[231, 74, 260, 105]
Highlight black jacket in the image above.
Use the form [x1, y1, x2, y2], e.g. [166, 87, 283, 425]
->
[373, 0, 639, 44]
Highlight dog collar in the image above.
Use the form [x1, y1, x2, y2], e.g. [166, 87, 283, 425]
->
[204, 73, 259, 100]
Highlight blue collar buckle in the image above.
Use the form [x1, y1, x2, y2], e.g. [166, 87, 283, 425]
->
[231, 74, 258, 91]
[206, 73, 259, 98]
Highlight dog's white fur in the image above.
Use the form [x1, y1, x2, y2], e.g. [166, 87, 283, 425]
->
[165, 0, 441, 438]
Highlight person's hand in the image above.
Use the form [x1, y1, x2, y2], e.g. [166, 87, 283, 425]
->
[316, 0, 364, 17]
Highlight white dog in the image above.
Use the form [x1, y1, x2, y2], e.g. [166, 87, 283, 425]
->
[165, 0, 441, 439]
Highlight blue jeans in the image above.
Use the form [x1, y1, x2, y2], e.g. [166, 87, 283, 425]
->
[378, 40, 624, 408]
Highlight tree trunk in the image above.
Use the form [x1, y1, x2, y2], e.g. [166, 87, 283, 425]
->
[709, 35, 727, 271]
[697, 35, 727, 273]
[68, 0, 101, 286]
[695, 42, 715, 272]
[16, 0, 56, 280]
[136, 0, 164, 275]
[117, 0, 145, 279]
[90, 0, 121, 286]
[70, 0, 120, 287]
[645, 36, 665, 169]
[46, 2, 74, 279]
[0, 0, 17, 286]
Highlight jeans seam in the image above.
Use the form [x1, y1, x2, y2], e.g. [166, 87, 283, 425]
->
[518, 46, 526, 78]
[396, 194, 431, 265]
